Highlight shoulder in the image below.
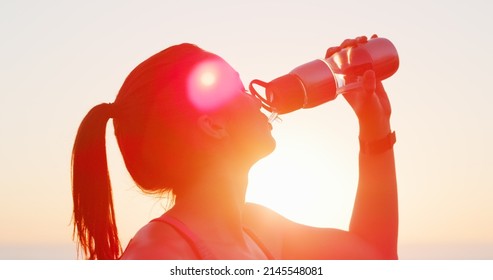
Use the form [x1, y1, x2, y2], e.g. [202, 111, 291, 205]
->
[120, 219, 197, 260]
[243, 203, 383, 259]
[243, 202, 292, 231]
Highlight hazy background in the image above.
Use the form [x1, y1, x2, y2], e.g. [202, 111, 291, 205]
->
[1, 0, 492, 259]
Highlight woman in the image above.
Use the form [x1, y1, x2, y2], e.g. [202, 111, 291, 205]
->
[71, 35, 398, 260]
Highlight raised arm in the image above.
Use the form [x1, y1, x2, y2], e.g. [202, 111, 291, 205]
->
[336, 36, 398, 259]
[345, 70, 398, 259]
[244, 36, 398, 259]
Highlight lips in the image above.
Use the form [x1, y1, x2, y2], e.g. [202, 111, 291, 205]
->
[264, 118, 273, 131]
[259, 114, 272, 130]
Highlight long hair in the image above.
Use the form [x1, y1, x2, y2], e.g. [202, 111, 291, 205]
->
[71, 43, 220, 259]
[72, 103, 120, 260]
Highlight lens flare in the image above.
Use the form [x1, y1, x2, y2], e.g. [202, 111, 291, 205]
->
[187, 58, 242, 111]
[200, 71, 217, 87]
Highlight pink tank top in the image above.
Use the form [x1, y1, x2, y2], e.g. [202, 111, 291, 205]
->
[150, 215, 275, 260]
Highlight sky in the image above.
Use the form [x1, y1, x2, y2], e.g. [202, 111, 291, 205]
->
[0, 0, 492, 259]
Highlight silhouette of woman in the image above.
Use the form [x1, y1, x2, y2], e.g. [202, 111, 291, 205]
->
[71, 36, 398, 260]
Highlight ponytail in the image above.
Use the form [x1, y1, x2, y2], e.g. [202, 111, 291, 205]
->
[71, 103, 121, 260]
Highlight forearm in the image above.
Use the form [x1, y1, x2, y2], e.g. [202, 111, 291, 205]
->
[349, 124, 398, 259]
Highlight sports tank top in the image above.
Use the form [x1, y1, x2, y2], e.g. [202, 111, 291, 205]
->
[150, 215, 275, 260]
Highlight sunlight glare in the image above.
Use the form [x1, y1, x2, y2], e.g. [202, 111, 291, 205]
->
[200, 71, 217, 87]
[246, 116, 358, 230]
[187, 58, 242, 112]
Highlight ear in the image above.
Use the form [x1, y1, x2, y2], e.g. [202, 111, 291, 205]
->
[197, 115, 229, 140]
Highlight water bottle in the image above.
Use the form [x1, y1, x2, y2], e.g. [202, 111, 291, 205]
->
[249, 37, 399, 115]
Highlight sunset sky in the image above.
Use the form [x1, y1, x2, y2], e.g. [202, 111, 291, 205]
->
[1, 0, 492, 259]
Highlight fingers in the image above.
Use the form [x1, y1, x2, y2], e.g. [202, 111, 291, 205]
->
[342, 70, 375, 106]
[356, 36, 368, 44]
[363, 70, 376, 95]
[366, 71, 390, 105]
[326, 35, 370, 58]
[325, 46, 341, 58]
[362, 70, 392, 116]
[341, 36, 367, 48]
[340, 38, 354, 49]
[375, 80, 392, 116]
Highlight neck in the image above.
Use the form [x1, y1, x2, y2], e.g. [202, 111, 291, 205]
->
[167, 160, 251, 243]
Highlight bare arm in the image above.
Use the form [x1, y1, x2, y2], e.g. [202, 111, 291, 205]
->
[348, 80, 398, 259]
[349, 113, 398, 259]
[244, 110, 397, 260]
[330, 36, 398, 258]
[244, 36, 398, 260]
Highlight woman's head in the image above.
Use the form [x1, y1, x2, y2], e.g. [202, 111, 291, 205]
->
[112, 43, 274, 194]
[71, 43, 274, 259]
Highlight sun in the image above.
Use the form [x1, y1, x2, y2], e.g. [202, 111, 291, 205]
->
[245, 115, 358, 229]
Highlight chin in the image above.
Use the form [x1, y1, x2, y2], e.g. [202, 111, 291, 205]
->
[256, 137, 276, 161]
[235, 133, 276, 165]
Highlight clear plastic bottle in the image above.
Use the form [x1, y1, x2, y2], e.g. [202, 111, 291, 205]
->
[251, 37, 399, 115]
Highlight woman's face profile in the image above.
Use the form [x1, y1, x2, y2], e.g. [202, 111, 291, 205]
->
[220, 90, 276, 162]
[183, 56, 276, 160]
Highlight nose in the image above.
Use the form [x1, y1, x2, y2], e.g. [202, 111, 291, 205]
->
[251, 94, 263, 109]
[245, 90, 262, 109]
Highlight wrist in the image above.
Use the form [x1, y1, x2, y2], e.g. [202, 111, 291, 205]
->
[359, 131, 396, 155]
[358, 118, 391, 142]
